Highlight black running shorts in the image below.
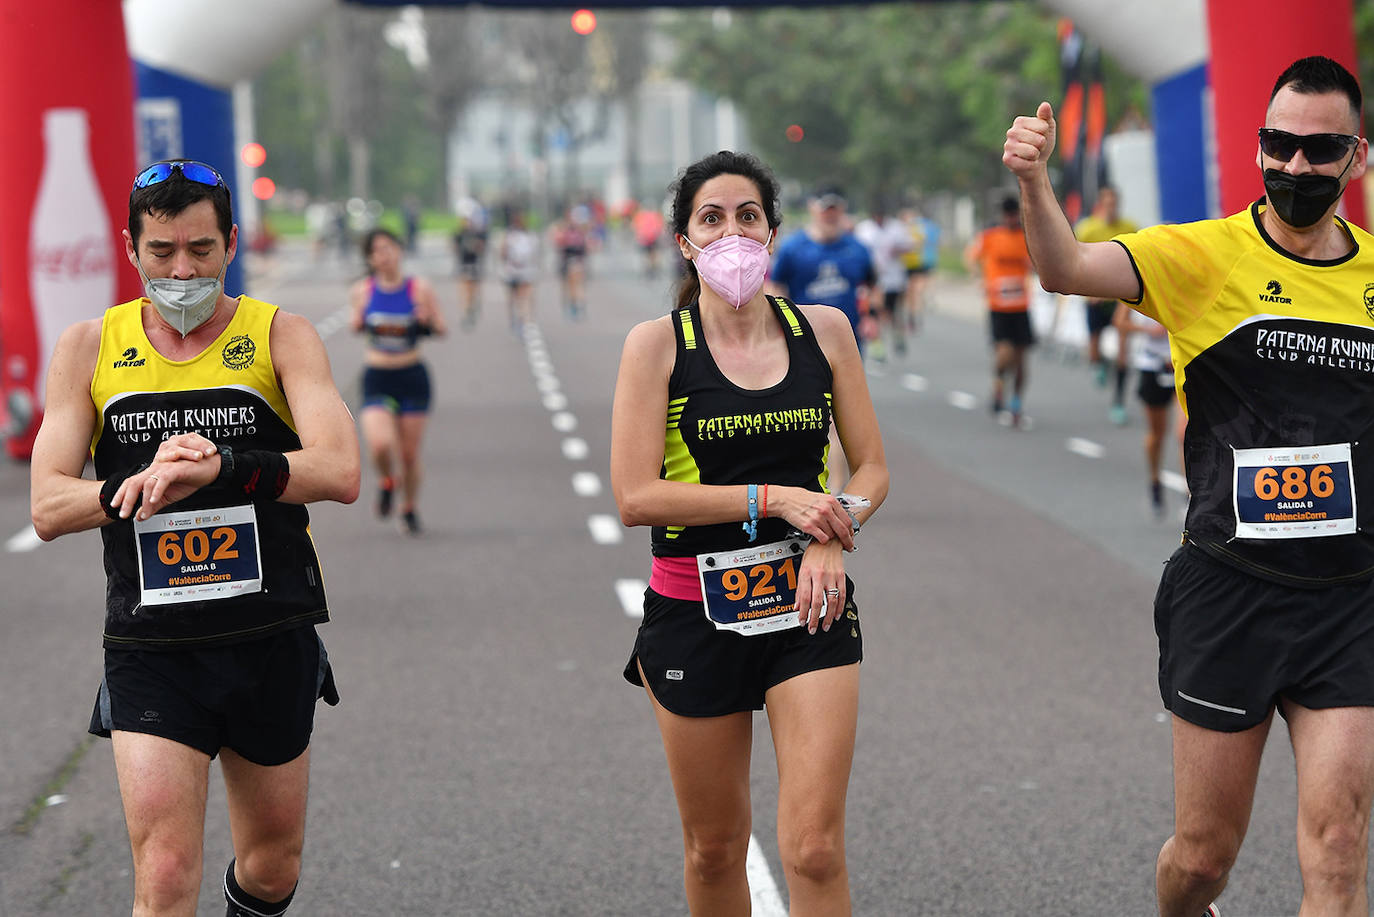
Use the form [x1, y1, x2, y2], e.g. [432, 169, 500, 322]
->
[362, 363, 431, 415]
[1136, 369, 1176, 408]
[1084, 299, 1115, 335]
[624, 578, 863, 717]
[989, 310, 1034, 347]
[1155, 544, 1374, 732]
[90, 626, 339, 765]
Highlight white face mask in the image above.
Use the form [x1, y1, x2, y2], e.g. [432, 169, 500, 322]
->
[136, 252, 227, 337]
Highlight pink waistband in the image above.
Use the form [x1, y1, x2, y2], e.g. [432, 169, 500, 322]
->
[649, 555, 703, 602]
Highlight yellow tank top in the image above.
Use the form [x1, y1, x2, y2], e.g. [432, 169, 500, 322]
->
[90, 296, 327, 649]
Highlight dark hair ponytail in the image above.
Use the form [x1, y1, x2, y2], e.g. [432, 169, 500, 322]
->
[666, 151, 782, 312]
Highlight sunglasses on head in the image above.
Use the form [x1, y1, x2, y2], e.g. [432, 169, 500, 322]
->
[132, 160, 225, 190]
[1257, 128, 1359, 165]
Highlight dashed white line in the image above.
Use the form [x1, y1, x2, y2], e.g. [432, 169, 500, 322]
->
[615, 578, 646, 618]
[947, 390, 979, 410]
[535, 375, 561, 394]
[542, 392, 568, 411]
[572, 471, 601, 496]
[552, 412, 578, 433]
[901, 373, 929, 392]
[1066, 437, 1105, 459]
[562, 437, 589, 461]
[6, 525, 40, 553]
[314, 307, 351, 341]
[747, 834, 786, 917]
[588, 514, 624, 544]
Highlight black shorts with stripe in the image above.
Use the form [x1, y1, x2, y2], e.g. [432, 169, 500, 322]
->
[1154, 543, 1374, 731]
[624, 578, 862, 717]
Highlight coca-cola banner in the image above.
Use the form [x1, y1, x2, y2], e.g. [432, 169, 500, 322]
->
[0, 0, 139, 460]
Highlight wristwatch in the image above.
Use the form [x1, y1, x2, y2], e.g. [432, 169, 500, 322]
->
[214, 445, 235, 486]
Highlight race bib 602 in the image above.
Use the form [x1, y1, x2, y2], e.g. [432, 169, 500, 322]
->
[133, 505, 264, 606]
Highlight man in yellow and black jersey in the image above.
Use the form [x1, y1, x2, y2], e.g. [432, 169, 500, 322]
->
[30, 160, 359, 916]
[1006, 57, 1372, 916]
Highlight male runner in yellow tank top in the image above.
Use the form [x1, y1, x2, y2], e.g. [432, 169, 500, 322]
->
[30, 160, 359, 916]
[1006, 56, 1372, 917]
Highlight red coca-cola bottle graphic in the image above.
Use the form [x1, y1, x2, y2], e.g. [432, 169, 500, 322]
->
[29, 109, 116, 403]
[0, 0, 137, 460]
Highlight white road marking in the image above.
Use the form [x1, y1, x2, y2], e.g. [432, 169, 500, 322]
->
[747, 834, 786, 917]
[6, 525, 41, 553]
[947, 390, 979, 410]
[572, 471, 601, 496]
[1161, 470, 1188, 494]
[314, 307, 351, 340]
[562, 437, 589, 461]
[901, 373, 929, 392]
[615, 578, 646, 618]
[542, 392, 568, 411]
[535, 375, 561, 394]
[552, 412, 577, 433]
[588, 514, 624, 544]
[1066, 437, 1105, 459]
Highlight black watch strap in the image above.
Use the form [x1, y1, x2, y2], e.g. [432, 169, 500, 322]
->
[214, 445, 235, 486]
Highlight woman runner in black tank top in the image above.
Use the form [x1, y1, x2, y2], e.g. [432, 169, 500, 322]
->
[611, 152, 889, 914]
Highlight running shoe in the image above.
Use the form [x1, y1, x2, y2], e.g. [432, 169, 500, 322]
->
[1151, 480, 1165, 518]
[400, 509, 422, 536]
[1109, 403, 1128, 425]
[377, 479, 395, 518]
[1204, 905, 1220, 917]
[1094, 360, 1109, 387]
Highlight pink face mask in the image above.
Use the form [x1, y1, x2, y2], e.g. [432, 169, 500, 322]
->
[683, 230, 773, 310]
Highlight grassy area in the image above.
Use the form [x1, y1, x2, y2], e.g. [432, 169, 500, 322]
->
[262, 209, 459, 239]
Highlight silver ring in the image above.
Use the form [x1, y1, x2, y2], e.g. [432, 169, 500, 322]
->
[148, 474, 159, 482]
[826, 588, 839, 595]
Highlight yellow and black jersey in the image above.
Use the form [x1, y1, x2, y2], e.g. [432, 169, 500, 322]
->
[652, 296, 833, 557]
[90, 296, 328, 648]
[1116, 201, 1374, 586]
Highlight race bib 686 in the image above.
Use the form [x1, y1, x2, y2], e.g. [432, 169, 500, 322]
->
[1232, 443, 1356, 539]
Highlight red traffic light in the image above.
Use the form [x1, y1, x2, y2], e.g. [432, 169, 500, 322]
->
[251, 176, 276, 200]
[571, 9, 596, 35]
[241, 142, 267, 168]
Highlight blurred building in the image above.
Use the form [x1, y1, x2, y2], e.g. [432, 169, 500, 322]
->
[446, 80, 749, 212]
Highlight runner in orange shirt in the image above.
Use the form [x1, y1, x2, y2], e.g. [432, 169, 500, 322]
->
[965, 196, 1035, 428]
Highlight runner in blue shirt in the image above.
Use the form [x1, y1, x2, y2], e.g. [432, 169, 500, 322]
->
[768, 186, 875, 353]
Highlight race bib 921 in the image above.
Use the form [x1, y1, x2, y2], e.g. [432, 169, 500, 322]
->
[696, 538, 807, 636]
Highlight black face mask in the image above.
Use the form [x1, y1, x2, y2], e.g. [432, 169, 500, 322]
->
[1263, 149, 1355, 229]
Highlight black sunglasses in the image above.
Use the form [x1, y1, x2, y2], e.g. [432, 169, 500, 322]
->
[1257, 128, 1359, 165]
[132, 160, 225, 190]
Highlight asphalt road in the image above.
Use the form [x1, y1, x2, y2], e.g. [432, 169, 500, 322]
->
[0, 234, 1321, 915]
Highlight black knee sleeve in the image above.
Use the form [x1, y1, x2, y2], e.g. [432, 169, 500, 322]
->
[224, 859, 296, 917]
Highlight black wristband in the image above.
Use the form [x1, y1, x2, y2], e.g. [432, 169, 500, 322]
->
[227, 450, 291, 501]
[98, 463, 149, 521]
[213, 445, 235, 487]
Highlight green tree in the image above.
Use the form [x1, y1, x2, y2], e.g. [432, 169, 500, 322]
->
[670, 1, 1144, 205]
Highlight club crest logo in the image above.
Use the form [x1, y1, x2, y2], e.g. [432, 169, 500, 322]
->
[1364, 283, 1374, 321]
[222, 335, 256, 371]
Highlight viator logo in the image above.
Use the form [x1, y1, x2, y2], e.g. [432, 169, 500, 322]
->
[1259, 279, 1292, 305]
